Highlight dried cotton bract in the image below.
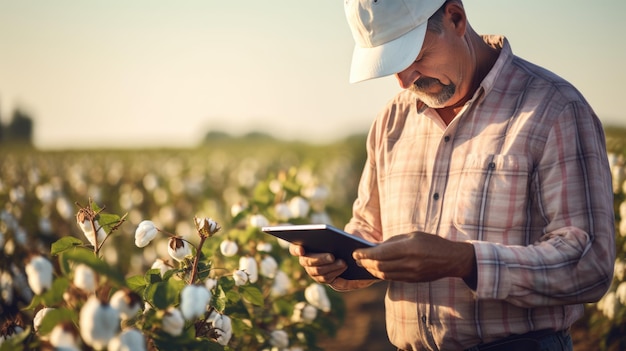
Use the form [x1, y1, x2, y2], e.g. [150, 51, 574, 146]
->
[195, 217, 221, 237]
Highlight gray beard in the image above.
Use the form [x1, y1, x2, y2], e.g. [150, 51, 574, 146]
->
[408, 77, 456, 109]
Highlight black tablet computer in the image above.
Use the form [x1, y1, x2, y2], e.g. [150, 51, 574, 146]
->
[261, 224, 378, 280]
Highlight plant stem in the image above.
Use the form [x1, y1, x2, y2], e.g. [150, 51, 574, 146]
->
[189, 235, 207, 285]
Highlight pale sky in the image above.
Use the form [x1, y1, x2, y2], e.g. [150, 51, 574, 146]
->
[0, 1, 624, 149]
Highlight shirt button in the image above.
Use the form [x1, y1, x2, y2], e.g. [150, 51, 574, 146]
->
[444, 136, 450, 142]
[488, 162, 496, 169]
[421, 316, 427, 323]
[433, 193, 440, 200]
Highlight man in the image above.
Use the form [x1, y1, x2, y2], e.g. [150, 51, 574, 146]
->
[290, 0, 616, 350]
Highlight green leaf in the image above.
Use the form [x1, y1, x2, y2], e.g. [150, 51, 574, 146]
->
[240, 285, 264, 307]
[230, 316, 252, 336]
[22, 294, 42, 311]
[90, 200, 103, 213]
[97, 212, 124, 235]
[144, 278, 186, 310]
[62, 247, 126, 286]
[225, 290, 241, 304]
[51, 236, 84, 256]
[38, 307, 77, 334]
[24, 277, 71, 310]
[145, 268, 163, 284]
[230, 208, 249, 226]
[252, 181, 274, 206]
[127, 275, 147, 292]
[40, 277, 70, 307]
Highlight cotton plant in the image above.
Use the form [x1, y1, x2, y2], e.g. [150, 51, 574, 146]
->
[584, 152, 626, 350]
[8, 169, 346, 351]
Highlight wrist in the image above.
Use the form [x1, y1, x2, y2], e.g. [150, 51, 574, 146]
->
[458, 242, 477, 290]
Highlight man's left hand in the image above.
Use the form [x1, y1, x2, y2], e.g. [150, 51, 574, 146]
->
[352, 232, 477, 287]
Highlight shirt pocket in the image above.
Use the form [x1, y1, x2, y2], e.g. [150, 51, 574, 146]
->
[453, 154, 531, 236]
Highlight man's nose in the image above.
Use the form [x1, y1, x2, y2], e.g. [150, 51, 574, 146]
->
[395, 66, 419, 89]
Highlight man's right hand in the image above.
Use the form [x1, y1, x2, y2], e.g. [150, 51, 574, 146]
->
[289, 244, 377, 291]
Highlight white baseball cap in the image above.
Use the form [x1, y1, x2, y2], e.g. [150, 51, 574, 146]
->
[344, 0, 447, 83]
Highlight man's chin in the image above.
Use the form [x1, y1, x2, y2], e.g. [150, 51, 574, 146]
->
[409, 91, 449, 109]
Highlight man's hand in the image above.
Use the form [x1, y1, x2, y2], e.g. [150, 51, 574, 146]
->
[289, 244, 378, 291]
[352, 232, 477, 288]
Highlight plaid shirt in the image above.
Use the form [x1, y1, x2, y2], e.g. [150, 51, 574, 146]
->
[344, 36, 615, 351]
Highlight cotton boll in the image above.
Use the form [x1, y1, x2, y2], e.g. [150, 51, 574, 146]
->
[271, 271, 292, 297]
[110, 289, 142, 321]
[205, 278, 218, 291]
[167, 237, 192, 262]
[107, 328, 146, 351]
[73, 264, 97, 293]
[134, 220, 158, 248]
[33, 307, 55, 333]
[76, 213, 107, 249]
[256, 241, 273, 253]
[291, 302, 317, 323]
[260, 255, 278, 278]
[208, 311, 233, 346]
[274, 203, 292, 221]
[288, 197, 310, 218]
[238, 256, 258, 284]
[249, 214, 269, 228]
[49, 323, 80, 350]
[233, 270, 249, 286]
[25, 256, 53, 295]
[269, 329, 289, 348]
[180, 285, 211, 320]
[151, 258, 171, 277]
[79, 295, 120, 349]
[220, 240, 239, 257]
[161, 308, 184, 337]
[305, 283, 331, 312]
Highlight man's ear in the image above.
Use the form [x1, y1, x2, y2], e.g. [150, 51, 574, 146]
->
[444, 2, 467, 36]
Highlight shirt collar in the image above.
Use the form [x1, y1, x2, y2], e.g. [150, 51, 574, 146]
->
[478, 35, 513, 98]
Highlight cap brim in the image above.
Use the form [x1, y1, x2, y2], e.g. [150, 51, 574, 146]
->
[349, 23, 427, 84]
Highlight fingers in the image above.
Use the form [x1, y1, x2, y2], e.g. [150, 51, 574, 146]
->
[304, 259, 347, 284]
[288, 243, 304, 256]
[288, 245, 347, 284]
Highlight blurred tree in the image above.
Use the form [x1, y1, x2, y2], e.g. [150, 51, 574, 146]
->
[203, 129, 233, 142]
[5, 108, 34, 145]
